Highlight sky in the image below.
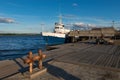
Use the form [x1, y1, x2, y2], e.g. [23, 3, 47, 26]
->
[0, 0, 120, 33]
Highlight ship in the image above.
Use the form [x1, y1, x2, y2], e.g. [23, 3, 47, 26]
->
[41, 15, 70, 45]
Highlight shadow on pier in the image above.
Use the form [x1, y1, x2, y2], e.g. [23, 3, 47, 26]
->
[0, 58, 29, 80]
[44, 62, 80, 80]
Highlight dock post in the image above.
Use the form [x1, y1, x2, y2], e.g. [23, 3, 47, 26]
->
[29, 52, 33, 73]
[24, 51, 33, 74]
[38, 50, 46, 69]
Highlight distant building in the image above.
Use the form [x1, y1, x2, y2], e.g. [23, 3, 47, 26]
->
[68, 27, 116, 38]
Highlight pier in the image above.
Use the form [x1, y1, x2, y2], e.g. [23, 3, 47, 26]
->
[0, 43, 120, 80]
[66, 27, 120, 43]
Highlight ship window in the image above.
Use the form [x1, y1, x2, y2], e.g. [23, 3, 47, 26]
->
[55, 27, 59, 29]
[55, 22, 58, 25]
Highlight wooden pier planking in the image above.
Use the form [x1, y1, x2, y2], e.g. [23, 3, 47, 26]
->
[1, 43, 120, 79]
[54, 43, 120, 70]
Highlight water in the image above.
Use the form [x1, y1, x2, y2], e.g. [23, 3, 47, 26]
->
[0, 35, 47, 60]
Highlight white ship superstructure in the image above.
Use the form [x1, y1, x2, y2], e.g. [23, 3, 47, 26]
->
[41, 15, 70, 38]
[41, 15, 70, 45]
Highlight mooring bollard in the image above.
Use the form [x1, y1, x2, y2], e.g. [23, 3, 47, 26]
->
[38, 50, 46, 69]
[24, 50, 46, 74]
[24, 51, 34, 74]
[33, 50, 46, 69]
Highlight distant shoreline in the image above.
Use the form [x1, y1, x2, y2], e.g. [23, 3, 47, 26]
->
[0, 33, 40, 36]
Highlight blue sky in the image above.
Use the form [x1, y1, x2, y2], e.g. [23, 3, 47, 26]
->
[0, 0, 120, 33]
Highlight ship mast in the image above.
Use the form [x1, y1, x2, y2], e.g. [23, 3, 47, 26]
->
[112, 20, 115, 27]
[59, 14, 62, 24]
[58, 0, 62, 24]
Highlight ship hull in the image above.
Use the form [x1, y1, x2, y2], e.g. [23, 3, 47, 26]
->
[41, 32, 65, 45]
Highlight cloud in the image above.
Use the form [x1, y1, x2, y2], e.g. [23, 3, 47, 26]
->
[70, 15, 113, 27]
[72, 3, 78, 7]
[87, 24, 96, 28]
[0, 17, 15, 23]
[7, 2, 22, 7]
[73, 22, 85, 27]
[73, 22, 96, 28]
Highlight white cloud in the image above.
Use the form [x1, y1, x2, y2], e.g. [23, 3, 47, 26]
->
[7, 2, 22, 7]
[72, 3, 78, 7]
[0, 17, 15, 23]
[70, 15, 113, 27]
[73, 22, 85, 27]
[87, 24, 96, 28]
[73, 22, 96, 28]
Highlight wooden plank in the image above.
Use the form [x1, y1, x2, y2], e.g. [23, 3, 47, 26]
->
[1, 43, 120, 79]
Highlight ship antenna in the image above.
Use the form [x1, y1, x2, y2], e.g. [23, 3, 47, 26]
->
[112, 20, 115, 27]
[58, 1, 62, 24]
[59, 14, 62, 24]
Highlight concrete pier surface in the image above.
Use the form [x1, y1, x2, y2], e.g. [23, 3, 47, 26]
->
[0, 43, 120, 80]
